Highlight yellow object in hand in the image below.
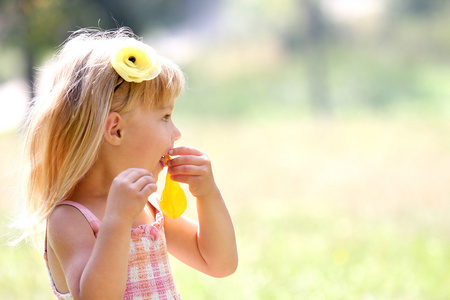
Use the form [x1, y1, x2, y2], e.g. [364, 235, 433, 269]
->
[160, 156, 187, 219]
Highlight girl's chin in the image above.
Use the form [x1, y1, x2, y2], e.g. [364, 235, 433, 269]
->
[152, 164, 164, 178]
[151, 165, 162, 176]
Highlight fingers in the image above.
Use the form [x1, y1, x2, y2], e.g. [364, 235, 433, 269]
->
[140, 181, 158, 195]
[168, 163, 208, 177]
[133, 175, 157, 193]
[169, 174, 200, 185]
[169, 146, 204, 157]
[168, 154, 208, 167]
[167, 146, 218, 198]
[167, 147, 213, 188]
[168, 147, 209, 171]
[116, 168, 152, 182]
[107, 168, 157, 224]
[168, 155, 210, 175]
[114, 168, 156, 194]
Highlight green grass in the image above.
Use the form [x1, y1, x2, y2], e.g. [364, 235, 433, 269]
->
[2, 116, 450, 299]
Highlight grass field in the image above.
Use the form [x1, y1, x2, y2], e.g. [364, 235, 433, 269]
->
[1, 115, 450, 299]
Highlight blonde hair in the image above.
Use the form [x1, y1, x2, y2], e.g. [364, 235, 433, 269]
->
[15, 27, 185, 246]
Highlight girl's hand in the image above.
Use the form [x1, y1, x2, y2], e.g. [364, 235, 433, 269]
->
[167, 147, 219, 199]
[164, 146, 238, 277]
[105, 168, 157, 225]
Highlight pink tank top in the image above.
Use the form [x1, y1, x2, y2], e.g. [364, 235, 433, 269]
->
[44, 199, 181, 300]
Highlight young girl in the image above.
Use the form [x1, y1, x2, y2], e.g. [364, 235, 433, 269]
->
[21, 27, 238, 299]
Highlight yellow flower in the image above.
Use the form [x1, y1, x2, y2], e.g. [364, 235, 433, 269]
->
[160, 156, 187, 219]
[110, 41, 161, 83]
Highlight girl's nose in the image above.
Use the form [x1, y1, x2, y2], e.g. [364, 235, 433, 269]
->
[172, 123, 181, 142]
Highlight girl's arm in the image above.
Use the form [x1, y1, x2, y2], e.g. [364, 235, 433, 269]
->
[164, 146, 238, 277]
[48, 168, 156, 300]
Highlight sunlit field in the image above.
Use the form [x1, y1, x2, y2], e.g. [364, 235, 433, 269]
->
[1, 115, 450, 299]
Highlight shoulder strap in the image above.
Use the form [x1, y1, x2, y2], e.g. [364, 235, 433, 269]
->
[44, 201, 101, 259]
[57, 201, 101, 236]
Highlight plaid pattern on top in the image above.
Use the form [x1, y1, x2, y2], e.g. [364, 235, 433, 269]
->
[124, 210, 180, 300]
[45, 200, 181, 300]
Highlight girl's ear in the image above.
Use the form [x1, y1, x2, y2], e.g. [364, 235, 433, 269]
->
[104, 112, 123, 146]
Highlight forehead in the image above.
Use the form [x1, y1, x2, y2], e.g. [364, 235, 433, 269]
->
[153, 98, 176, 111]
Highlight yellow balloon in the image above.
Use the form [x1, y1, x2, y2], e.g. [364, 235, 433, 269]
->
[160, 156, 187, 219]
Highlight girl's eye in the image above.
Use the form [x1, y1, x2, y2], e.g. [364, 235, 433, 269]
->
[163, 114, 171, 121]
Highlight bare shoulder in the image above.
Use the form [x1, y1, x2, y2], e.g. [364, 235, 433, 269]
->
[47, 204, 96, 256]
[47, 205, 98, 293]
[48, 204, 93, 237]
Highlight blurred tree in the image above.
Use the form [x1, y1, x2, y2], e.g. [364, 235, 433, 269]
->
[0, 0, 188, 99]
[391, 0, 447, 16]
[1, 0, 110, 97]
[382, 0, 450, 64]
[275, 0, 333, 115]
[302, 0, 332, 116]
[95, 0, 188, 33]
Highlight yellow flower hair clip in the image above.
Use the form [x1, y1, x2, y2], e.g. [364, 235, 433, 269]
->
[160, 156, 187, 219]
[110, 41, 161, 83]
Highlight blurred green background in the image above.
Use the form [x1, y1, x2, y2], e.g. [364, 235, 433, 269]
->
[1, 0, 450, 299]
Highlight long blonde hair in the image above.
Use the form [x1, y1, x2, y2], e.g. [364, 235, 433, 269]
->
[15, 27, 185, 246]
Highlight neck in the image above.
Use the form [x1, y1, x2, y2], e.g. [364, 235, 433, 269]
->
[70, 157, 116, 204]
